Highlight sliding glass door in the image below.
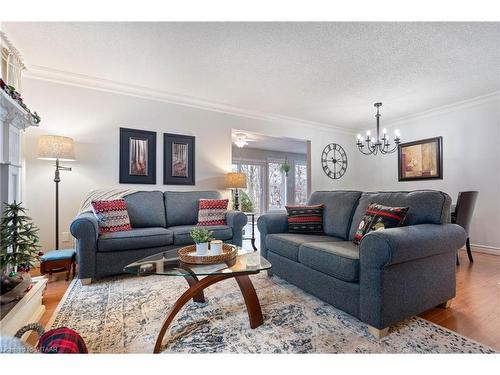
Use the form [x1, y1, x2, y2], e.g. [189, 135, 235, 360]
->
[268, 161, 287, 211]
[232, 162, 265, 213]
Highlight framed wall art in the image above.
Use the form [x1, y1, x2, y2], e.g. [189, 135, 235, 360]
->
[163, 133, 195, 185]
[398, 136, 443, 181]
[119, 127, 157, 184]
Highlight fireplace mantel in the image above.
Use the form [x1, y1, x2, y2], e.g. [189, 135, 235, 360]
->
[0, 88, 39, 217]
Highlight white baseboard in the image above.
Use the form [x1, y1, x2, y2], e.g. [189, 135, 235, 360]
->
[462, 244, 500, 256]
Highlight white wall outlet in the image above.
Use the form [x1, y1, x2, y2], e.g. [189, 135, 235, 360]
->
[61, 232, 70, 242]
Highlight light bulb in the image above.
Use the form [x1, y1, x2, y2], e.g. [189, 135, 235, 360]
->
[366, 130, 371, 136]
[357, 134, 362, 140]
[382, 128, 387, 135]
[394, 129, 401, 138]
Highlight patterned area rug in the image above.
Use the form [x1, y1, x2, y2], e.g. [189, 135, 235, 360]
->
[48, 273, 495, 353]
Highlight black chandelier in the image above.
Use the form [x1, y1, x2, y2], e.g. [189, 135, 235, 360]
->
[356, 102, 401, 155]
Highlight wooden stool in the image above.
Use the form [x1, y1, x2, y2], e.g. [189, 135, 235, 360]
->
[40, 249, 76, 281]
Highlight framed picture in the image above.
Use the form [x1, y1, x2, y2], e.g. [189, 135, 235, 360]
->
[398, 136, 443, 181]
[119, 127, 156, 184]
[163, 133, 195, 185]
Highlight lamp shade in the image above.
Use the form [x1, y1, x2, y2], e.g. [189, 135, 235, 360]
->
[225, 172, 247, 189]
[37, 135, 76, 161]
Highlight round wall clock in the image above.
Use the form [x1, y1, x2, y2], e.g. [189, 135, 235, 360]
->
[321, 143, 347, 179]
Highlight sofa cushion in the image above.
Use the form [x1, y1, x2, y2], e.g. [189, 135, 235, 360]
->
[165, 191, 221, 226]
[197, 199, 229, 226]
[97, 227, 173, 252]
[307, 191, 362, 239]
[124, 191, 166, 228]
[91, 199, 132, 234]
[266, 233, 341, 262]
[285, 204, 324, 234]
[168, 225, 232, 245]
[353, 203, 409, 245]
[299, 241, 360, 282]
[348, 190, 451, 241]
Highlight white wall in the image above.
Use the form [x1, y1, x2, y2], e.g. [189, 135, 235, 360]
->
[20, 78, 359, 251]
[355, 97, 500, 251]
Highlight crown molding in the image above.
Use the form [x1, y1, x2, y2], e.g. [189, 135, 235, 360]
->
[370, 90, 500, 131]
[23, 65, 356, 135]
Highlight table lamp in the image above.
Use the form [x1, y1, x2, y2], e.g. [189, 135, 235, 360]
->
[225, 172, 247, 211]
[37, 135, 75, 250]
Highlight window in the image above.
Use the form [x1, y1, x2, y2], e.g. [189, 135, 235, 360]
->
[232, 163, 264, 213]
[295, 161, 308, 204]
[268, 162, 286, 210]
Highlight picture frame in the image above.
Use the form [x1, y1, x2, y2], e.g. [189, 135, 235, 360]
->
[163, 133, 195, 185]
[119, 127, 156, 184]
[398, 136, 443, 181]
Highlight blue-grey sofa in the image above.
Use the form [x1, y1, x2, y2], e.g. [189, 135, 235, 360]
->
[70, 190, 247, 283]
[257, 190, 466, 338]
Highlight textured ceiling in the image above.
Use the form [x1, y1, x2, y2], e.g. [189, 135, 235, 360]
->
[4, 22, 500, 130]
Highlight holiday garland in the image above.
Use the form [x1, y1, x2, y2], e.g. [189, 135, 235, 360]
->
[0, 78, 41, 124]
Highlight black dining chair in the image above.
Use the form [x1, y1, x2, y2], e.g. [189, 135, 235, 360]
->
[452, 191, 479, 264]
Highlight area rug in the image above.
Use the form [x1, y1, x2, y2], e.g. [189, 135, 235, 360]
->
[47, 273, 496, 354]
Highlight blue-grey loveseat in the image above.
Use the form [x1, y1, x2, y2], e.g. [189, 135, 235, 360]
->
[70, 191, 247, 283]
[257, 190, 466, 338]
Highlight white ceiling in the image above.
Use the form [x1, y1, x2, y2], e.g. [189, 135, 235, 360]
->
[232, 130, 307, 154]
[4, 22, 500, 130]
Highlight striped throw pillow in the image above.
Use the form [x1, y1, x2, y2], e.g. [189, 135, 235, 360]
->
[353, 203, 409, 245]
[91, 199, 132, 234]
[285, 204, 324, 234]
[197, 199, 229, 226]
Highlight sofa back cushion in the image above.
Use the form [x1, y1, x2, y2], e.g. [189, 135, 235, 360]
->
[123, 191, 166, 228]
[307, 191, 362, 239]
[348, 190, 451, 241]
[165, 191, 221, 226]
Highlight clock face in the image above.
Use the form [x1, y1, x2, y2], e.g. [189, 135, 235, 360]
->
[321, 143, 347, 179]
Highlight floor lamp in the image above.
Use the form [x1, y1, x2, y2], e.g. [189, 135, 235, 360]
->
[37, 135, 75, 250]
[226, 172, 247, 211]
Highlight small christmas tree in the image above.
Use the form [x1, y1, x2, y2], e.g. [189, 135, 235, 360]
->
[0, 201, 41, 277]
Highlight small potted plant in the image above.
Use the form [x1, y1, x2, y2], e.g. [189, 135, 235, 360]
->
[190, 228, 214, 255]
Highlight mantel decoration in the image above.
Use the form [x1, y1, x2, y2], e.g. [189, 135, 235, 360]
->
[356, 102, 401, 155]
[398, 137, 443, 181]
[0, 202, 41, 297]
[0, 79, 41, 126]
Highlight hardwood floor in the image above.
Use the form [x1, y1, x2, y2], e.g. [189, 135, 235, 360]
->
[27, 248, 500, 351]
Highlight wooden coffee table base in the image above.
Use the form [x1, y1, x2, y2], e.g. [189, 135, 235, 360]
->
[153, 273, 263, 353]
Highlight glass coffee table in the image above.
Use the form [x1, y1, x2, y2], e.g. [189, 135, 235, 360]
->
[124, 249, 272, 353]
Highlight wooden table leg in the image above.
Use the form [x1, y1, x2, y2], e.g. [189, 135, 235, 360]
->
[235, 275, 263, 328]
[153, 273, 263, 353]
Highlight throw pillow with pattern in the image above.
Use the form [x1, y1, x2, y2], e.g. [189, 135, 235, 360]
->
[91, 199, 132, 234]
[353, 203, 409, 245]
[285, 204, 324, 234]
[197, 199, 229, 226]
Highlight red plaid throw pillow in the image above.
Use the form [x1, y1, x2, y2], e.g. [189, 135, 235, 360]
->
[197, 199, 229, 226]
[91, 199, 132, 234]
[36, 327, 88, 354]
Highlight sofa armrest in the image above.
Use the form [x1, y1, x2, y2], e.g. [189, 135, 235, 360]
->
[225, 210, 248, 247]
[70, 212, 99, 279]
[257, 213, 289, 258]
[359, 223, 466, 329]
[359, 223, 467, 268]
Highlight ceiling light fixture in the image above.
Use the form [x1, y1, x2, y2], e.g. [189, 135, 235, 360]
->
[234, 133, 249, 148]
[356, 102, 401, 155]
